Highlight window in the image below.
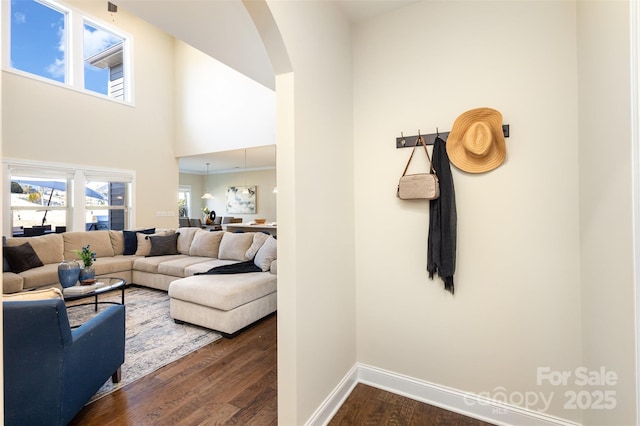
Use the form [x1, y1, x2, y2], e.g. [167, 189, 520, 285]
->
[9, 0, 68, 83]
[84, 21, 125, 99]
[10, 175, 71, 234]
[4, 0, 132, 102]
[85, 174, 132, 231]
[5, 160, 134, 236]
[178, 186, 192, 218]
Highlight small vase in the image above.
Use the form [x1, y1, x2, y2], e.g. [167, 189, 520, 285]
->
[58, 260, 81, 288]
[79, 265, 96, 284]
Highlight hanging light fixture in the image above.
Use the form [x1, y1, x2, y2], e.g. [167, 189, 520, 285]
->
[201, 162, 214, 199]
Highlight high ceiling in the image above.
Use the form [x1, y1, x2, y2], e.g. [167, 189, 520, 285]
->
[116, 0, 418, 174]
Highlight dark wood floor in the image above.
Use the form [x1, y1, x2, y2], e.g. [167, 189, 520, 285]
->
[329, 384, 496, 426]
[70, 314, 493, 426]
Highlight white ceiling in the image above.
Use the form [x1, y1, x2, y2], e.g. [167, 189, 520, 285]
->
[117, 0, 417, 174]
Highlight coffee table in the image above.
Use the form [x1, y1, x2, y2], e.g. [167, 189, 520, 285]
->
[63, 277, 126, 311]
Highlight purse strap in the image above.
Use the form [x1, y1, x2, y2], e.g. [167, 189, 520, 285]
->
[401, 135, 436, 176]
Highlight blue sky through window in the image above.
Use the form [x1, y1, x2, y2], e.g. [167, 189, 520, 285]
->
[10, 0, 66, 82]
[10, 0, 125, 96]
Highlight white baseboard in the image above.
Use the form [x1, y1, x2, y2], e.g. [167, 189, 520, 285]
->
[306, 363, 581, 426]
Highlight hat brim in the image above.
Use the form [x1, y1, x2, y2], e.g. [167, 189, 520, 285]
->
[446, 107, 506, 173]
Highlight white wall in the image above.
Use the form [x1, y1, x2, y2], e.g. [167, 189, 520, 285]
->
[577, 1, 636, 425]
[266, 1, 356, 424]
[353, 1, 583, 422]
[173, 41, 276, 157]
[2, 1, 178, 229]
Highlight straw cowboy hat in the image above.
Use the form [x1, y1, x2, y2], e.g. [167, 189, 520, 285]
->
[446, 107, 506, 173]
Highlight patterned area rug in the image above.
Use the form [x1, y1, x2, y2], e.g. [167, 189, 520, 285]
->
[66, 286, 222, 402]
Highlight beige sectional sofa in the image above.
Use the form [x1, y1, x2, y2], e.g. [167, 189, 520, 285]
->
[2, 228, 277, 335]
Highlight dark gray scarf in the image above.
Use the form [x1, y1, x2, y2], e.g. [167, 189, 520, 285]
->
[427, 137, 457, 293]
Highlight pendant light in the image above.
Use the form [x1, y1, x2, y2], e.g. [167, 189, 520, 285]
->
[201, 162, 213, 199]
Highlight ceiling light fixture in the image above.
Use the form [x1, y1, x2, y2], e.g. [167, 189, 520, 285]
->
[201, 162, 214, 199]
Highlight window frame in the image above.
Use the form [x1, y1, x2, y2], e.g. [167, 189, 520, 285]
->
[1, 0, 134, 104]
[3, 158, 136, 235]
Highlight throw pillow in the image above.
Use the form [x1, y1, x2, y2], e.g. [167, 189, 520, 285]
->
[4, 242, 44, 273]
[123, 228, 156, 255]
[135, 230, 171, 256]
[254, 236, 277, 272]
[2, 236, 10, 273]
[245, 232, 270, 260]
[147, 232, 180, 257]
[218, 232, 255, 261]
[176, 227, 200, 254]
[189, 230, 224, 257]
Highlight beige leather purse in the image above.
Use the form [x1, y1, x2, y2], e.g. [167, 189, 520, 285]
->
[397, 135, 439, 200]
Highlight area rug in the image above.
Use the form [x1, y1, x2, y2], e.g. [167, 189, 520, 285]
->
[66, 286, 222, 402]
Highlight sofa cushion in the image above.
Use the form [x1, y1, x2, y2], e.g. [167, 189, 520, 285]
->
[19, 264, 60, 290]
[64, 231, 115, 259]
[168, 272, 277, 312]
[156, 256, 216, 277]
[123, 228, 155, 255]
[5, 233, 64, 265]
[4, 243, 44, 273]
[254, 236, 277, 272]
[109, 230, 125, 256]
[92, 256, 136, 276]
[133, 254, 187, 274]
[245, 232, 269, 260]
[148, 233, 179, 257]
[176, 227, 199, 254]
[189, 230, 224, 258]
[2, 272, 24, 294]
[2, 287, 63, 301]
[218, 232, 255, 261]
[184, 259, 240, 276]
[135, 231, 171, 256]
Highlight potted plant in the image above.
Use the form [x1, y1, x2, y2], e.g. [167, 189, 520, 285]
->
[74, 245, 97, 284]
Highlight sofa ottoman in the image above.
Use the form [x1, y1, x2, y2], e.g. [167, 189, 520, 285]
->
[168, 272, 277, 337]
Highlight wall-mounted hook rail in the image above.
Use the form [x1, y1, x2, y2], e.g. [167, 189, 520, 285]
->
[396, 124, 510, 148]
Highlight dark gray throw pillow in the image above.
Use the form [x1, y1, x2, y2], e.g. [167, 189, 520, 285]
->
[147, 232, 179, 257]
[4, 242, 44, 273]
[2, 236, 10, 273]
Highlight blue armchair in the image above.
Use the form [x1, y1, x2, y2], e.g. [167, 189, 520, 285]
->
[3, 299, 125, 426]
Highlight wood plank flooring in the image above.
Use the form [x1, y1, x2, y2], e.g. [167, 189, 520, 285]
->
[70, 313, 494, 425]
[329, 384, 496, 426]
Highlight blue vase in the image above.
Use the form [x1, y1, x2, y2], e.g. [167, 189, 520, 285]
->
[79, 265, 96, 283]
[58, 260, 80, 288]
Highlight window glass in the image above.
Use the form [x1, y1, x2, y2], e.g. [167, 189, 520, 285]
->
[10, 177, 68, 235]
[10, 0, 67, 83]
[85, 180, 129, 230]
[83, 21, 125, 98]
[178, 187, 191, 218]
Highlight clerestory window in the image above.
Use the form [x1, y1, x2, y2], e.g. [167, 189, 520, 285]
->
[4, 0, 132, 103]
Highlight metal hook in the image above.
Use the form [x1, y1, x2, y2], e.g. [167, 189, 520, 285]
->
[401, 131, 406, 146]
[436, 127, 439, 137]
